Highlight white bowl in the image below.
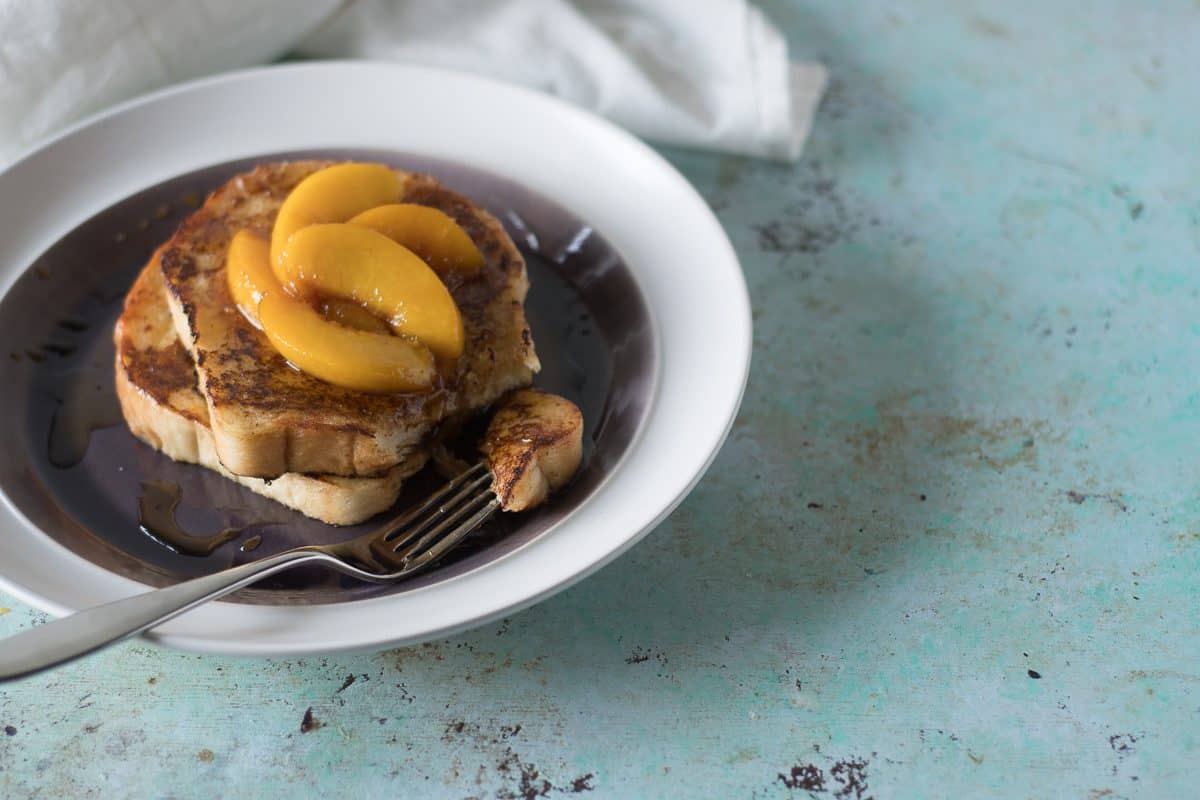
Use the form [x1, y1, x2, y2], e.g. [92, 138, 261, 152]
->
[0, 61, 750, 655]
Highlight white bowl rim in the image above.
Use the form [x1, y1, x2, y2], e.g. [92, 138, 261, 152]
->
[0, 60, 751, 656]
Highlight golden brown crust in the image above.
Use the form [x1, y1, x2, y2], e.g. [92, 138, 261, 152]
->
[114, 247, 209, 425]
[115, 255, 424, 524]
[482, 389, 584, 512]
[159, 161, 539, 478]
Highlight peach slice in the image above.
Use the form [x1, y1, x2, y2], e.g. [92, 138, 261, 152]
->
[279, 224, 465, 362]
[226, 230, 281, 327]
[258, 292, 436, 394]
[348, 204, 484, 275]
[228, 229, 435, 393]
[321, 298, 391, 334]
[269, 163, 401, 281]
[228, 232, 389, 333]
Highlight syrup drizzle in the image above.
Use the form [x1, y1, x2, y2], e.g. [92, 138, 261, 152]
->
[137, 480, 245, 556]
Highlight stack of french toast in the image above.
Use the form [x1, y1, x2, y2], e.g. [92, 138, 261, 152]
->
[114, 161, 549, 525]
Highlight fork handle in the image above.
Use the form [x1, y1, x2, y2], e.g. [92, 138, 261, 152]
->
[0, 548, 338, 682]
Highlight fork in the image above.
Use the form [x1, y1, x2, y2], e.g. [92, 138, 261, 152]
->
[0, 462, 499, 682]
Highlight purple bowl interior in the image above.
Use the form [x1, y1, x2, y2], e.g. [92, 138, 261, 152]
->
[0, 150, 655, 604]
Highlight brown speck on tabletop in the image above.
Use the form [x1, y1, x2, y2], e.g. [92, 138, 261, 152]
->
[778, 763, 825, 791]
[829, 758, 871, 799]
[1028, 669, 1042, 679]
[1110, 733, 1138, 752]
[300, 707, 324, 733]
[4, 725, 16, 736]
[625, 647, 651, 664]
[569, 773, 595, 792]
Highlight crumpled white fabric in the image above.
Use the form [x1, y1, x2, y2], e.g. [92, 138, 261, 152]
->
[0, 0, 826, 166]
[0, 0, 340, 165]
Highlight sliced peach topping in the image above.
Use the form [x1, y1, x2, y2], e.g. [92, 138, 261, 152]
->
[321, 297, 392, 334]
[278, 223, 465, 362]
[269, 163, 402, 281]
[226, 229, 436, 393]
[349, 204, 483, 275]
[258, 292, 436, 394]
[229, 163, 474, 393]
[226, 230, 281, 328]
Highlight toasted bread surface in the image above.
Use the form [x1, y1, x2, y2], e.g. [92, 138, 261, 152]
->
[482, 389, 583, 512]
[160, 161, 539, 478]
[115, 255, 423, 525]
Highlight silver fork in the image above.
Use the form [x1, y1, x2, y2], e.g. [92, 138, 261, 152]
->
[0, 462, 498, 682]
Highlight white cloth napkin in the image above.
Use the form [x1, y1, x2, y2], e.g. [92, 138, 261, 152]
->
[0, 0, 826, 166]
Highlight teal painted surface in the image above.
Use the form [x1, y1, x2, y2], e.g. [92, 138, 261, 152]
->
[2, 1, 1198, 796]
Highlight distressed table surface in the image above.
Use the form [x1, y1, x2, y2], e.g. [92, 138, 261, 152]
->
[2, 1, 1198, 797]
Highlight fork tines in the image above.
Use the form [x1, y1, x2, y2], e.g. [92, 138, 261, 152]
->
[369, 461, 500, 573]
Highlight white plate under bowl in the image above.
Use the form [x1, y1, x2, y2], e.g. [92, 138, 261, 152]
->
[0, 61, 750, 656]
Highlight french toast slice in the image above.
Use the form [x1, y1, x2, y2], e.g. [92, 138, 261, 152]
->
[115, 250, 425, 525]
[159, 161, 539, 478]
[482, 389, 584, 512]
